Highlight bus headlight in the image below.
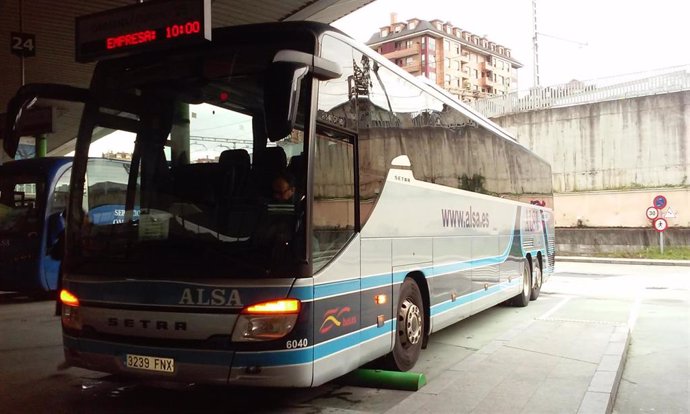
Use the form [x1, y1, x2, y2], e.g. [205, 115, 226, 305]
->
[231, 299, 300, 342]
[60, 289, 83, 331]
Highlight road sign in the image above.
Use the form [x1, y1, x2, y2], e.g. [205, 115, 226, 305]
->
[653, 195, 667, 209]
[10, 32, 36, 57]
[645, 206, 660, 220]
[653, 217, 668, 232]
[664, 207, 677, 219]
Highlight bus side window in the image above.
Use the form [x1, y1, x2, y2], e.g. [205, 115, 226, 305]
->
[50, 167, 71, 215]
[46, 168, 71, 252]
[311, 128, 355, 271]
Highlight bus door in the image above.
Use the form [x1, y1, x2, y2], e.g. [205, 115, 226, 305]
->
[311, 125, 363, 378]
[42, 165, 71, 291]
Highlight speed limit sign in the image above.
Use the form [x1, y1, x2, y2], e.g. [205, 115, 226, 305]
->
[645, 206, 660, 220]
[653, 217, 668, 232]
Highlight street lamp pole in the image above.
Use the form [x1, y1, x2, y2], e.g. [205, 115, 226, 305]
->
[532, 0, 540, 88]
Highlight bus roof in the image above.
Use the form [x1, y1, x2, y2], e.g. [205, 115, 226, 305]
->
[0, 157, 74, 178]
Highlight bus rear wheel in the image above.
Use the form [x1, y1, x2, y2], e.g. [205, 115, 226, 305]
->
[511, 260, 531, 307]
[386, 278, 424, 372]
[530, 260, 542, 301]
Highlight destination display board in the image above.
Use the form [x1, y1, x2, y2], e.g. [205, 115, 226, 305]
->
[75, 0, 211, 63]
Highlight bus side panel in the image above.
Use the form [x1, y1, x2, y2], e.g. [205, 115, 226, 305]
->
[497, 206, 529, 303]
[520, 205, 551, 277]
[0, 238, 43, 292]
[362, 164, 526, 333]
[312, 237, 363, 387]
[428, 236, 473, 332]
[543, 209, 556, 279]
[359, 238, 394, 360]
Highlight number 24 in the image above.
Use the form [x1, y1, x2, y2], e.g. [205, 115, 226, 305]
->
[12, 37, 34, 51]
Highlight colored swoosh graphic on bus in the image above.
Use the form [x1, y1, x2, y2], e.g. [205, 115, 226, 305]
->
[319, 307, 354, 334]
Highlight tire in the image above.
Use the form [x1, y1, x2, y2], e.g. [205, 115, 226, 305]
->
[530, 260, 543, 301]
[511, 260, 531, 307]
[385, 278, 424, 371]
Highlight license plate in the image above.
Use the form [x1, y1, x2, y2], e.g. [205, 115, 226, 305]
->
[125, 354, 175, 373]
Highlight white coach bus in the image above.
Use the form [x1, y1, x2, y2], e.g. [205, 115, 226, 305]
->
[2, 1, 554, 388]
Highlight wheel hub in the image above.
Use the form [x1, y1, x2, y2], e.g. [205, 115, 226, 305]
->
[400, 299, 422, 345]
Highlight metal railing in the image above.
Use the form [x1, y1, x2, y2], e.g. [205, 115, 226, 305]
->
[470, 65, 690, 118]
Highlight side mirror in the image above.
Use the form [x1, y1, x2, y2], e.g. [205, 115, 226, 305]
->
[264, 50, 341, 141]
[264, 62, 309, 141]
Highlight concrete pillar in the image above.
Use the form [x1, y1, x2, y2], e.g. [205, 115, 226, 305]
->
[170, 102, 190, 167]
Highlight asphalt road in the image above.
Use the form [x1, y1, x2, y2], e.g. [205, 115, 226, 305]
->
[0, 262, 687, 413]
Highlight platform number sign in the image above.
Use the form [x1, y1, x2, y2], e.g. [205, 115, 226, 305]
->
[10, 32, 35, 57]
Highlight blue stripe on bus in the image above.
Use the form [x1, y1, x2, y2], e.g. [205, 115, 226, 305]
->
[288, 286, 314, 301]
[314, 279, 360, 298]
[430, 279, 518, 316]
[360, 273, 392, 290]
[316, 251, 512, 297]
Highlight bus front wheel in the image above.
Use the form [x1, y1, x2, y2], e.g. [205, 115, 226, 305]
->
[386, 278, 424, 372]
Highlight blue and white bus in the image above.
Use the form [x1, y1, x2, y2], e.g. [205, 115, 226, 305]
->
[0, 157, 130, 296]
[2, 6, 554, 387]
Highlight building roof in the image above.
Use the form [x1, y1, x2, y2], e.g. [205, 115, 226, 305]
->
[366, 19, 522, 68]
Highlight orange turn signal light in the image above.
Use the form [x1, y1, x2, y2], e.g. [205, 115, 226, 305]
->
[244, 299, 300, 314]
[375, 294, 387, 305]
[60, 289, 80, 307]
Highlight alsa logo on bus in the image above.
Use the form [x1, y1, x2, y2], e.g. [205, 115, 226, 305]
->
[523, 210, 543, 232]
[178, 288, 243, 306]
[319, 307, 357, 334]
[441, 207, 490, 229]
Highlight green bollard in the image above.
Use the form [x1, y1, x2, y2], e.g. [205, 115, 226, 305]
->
[338, 368, 426, 391]
[36, 135, 47, 158]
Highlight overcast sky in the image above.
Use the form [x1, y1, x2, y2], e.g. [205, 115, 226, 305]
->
[333, 0, 690, 89]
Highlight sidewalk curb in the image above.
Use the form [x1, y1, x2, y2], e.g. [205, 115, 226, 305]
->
[577, 325, 631, 414]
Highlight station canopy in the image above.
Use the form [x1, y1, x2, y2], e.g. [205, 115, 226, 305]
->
[0, 0, 375, 156]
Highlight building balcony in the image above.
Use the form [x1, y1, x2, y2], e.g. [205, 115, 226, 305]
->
[445, 85, 465, 95]
[401, 62, 422, 73]
[479, 76, 496, 87]
[460, 53, 470, 63]
[481, 61, 495, 73]
[384, 44, 421, 60]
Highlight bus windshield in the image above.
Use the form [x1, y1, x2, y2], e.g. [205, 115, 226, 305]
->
[0, 174, 43, 235]
[70, 42, 309, 279]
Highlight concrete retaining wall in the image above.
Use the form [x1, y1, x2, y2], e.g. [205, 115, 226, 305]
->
[556, 227, 690, 255]
[492, 91, 690, 193]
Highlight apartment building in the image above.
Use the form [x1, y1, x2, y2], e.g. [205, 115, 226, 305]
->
[366, 14, 522, 101]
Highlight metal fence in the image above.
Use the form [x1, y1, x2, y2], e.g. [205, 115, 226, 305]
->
[471, 65, 690, 118]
